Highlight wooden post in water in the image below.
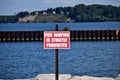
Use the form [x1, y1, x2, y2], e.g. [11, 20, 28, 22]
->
[30, 31, 34, 41]
[75, 31, 78, 41]
[84, 31, 86, 40]
[116, 30, 119, 40]
[0, 32, 1, 41]
[71, 31, 74, 41]
[114, 30, 116, 41]
[73, 31, 76, 41]
[97, 30, 100, 40]
[78, 31, 80, 41]
[40, 31, 43, 41]
[93, 30, 96, 41]
[16, 31, 20, 41]
[26, 31, 30, 41]
[106, 30, 108, 41]
[118, 30, 120, 40]
[6, 32, 10, 41]
[88, 30, 91, 41]
[21, 32, 24, 41]
[3, 32, 6, 41]
[109, 30, 112, 41]
[80, 31, 83, 40]
[111, 30, 114, 40]
[35, 31, 38, 41]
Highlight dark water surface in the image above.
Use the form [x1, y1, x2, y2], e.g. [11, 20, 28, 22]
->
[0, 22, 120, 31]
[0, 22, 120, 79]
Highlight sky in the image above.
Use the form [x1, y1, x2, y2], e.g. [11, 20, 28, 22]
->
[0, 0, 120, 15]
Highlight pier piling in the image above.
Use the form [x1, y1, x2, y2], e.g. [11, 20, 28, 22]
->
[0, 30, 120, 42]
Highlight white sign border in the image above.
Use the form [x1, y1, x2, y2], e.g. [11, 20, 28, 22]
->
[44, 31, 70, 49]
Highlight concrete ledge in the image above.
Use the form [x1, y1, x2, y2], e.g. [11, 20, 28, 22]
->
[33, 74, 120, 80]
[33, 74, 71, 80]
[115, 74, 120, 80]
[1, 74, 120, 80]
[0, 78, 33, 80]
[69, 76, 114, 80]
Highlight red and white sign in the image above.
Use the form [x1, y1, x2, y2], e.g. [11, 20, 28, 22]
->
[44, 31, 70, 49]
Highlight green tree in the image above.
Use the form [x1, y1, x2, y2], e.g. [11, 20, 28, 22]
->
[16, 11, 29, 18]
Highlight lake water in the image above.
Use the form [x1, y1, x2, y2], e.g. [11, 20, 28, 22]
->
[0, 22, 120, 79]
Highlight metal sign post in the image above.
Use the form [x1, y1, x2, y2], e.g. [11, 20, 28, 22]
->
[55, 24, 59, 80]
[44, 24, 70, 80]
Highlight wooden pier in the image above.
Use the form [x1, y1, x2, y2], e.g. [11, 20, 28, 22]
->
[0, 30, 120, 42]
[0, 31, 43, 42]
[70, 30, 120, 41]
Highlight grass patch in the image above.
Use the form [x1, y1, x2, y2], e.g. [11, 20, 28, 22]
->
[34, 14, 67, 22]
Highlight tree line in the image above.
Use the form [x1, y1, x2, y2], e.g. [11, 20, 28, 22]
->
[0, 4, 120, 23]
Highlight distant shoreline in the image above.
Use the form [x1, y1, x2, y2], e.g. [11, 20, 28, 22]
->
[0, 21, 120, 24]
[0, 4, 120, 23]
